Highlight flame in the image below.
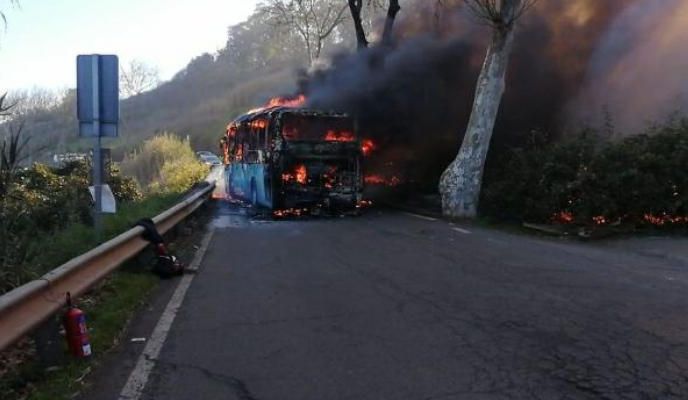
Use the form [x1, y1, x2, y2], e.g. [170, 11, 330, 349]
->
[324, 130, 355, 142]
[250, 119, 267, 129]
[552, 211, 688, 226]
[643, 213, 688, 226]
[361, 139, 376, 156]
[295, 164, 307, 184]
[552, 211, 575, 224]
[267, 94, 306, 108]
[592, 215, 607, 225]
[282, 164, 308, 185]
[273, 208, 310, 218]
[357, 200, 373, 209]
[365, 175, 401, 187]
[322, 165, 338, 189]
[248, 94, 306, 114]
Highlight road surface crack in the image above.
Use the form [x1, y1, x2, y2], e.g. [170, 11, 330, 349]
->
[156, 358, 260, 400]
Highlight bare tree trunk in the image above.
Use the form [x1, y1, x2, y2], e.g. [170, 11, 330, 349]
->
[348, 0, 369, 50]
[381, 0, 401, 46]
[439, 26, 516, 218]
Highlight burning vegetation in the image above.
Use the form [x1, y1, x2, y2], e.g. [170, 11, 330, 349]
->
[480, 123, 688, 229]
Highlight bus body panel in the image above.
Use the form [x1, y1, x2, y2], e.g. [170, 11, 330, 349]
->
[226, 163, 271, 208]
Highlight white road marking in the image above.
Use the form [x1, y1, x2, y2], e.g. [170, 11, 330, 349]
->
[118, 228, 215, 400]
[452, 227, 472, 235]
[404, 212, 438, 222]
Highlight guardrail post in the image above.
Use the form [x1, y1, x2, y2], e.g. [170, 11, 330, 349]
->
[32, 315, 65, 367]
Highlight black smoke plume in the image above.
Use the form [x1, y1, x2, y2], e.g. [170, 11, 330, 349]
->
[299, 0, 685, 189]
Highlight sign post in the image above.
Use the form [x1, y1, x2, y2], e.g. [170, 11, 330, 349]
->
[77, 54, 119, 241]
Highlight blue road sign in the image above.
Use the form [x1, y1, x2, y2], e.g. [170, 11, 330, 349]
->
[77, 54, 119, 137]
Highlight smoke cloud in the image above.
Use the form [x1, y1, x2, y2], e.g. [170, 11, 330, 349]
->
[300, 0, 687, 186]
[571, 0, 688, 132]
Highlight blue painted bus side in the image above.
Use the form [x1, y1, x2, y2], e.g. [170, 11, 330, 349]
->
[225, 163, 271, 208]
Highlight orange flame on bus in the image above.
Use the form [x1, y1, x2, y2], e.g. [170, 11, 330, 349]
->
[361, 139, 376, 156]
[248, 95, 306, 114]
[282, 164, 308, 185]
[324, 130, 355, 142]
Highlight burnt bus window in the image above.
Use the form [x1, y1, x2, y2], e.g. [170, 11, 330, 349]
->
[248, 119, 268, 151]
[236, 126, 248, 162]
[258, 127, 267, 151]
[228, 128, 237, 161]
[227, 126, 238, 160]
[281, 114, 355, 142]
[248, 126, 257, 151]
[242, 125, 252, 163]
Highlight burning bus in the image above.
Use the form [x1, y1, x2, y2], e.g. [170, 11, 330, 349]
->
[221, 106, 364, 211]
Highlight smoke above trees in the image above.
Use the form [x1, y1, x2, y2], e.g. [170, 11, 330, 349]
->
[297, 0, 687, 187]
[305, 0, 687, 137]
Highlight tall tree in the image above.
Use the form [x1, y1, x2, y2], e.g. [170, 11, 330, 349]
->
[381, 0, 401, 46]
[261, 0, 349, 65]
[347, 0, 397, 50]
[120, 59, 161, 98]
[439, 0, 534, 218]
[348, 0, 369, 49]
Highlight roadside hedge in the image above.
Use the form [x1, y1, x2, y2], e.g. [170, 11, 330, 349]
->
[480, 119, 688, 229]
[0, 158, 141, 293]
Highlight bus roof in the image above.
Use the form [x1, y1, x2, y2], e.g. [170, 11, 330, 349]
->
[228, 107, 351, 128]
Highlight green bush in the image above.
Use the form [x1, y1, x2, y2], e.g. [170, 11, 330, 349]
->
[120, 133, 209, 193]
[0, 157, 142, 293]
[481, 119, 688, 229]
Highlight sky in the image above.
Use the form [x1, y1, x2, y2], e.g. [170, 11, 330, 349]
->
[0, 0, 259, 91]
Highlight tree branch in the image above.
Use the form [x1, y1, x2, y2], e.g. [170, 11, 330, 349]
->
[463, 0, 537, 30]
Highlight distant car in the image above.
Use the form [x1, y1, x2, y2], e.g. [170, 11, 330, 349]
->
[197, 152, 222, 166]
[196, 151, 215, 158]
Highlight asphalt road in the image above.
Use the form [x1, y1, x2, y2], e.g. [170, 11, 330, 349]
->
[95, 203, 688, 400]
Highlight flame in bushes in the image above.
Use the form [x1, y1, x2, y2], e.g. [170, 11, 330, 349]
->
[553, 212, 609, 225]
[643, 214, 688, 226]
[552, 211, 575, 224]
[554, 212, 688, 227]
[592, 215, 608, 225]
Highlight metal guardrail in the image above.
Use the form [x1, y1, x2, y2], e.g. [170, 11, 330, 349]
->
[0, 183, 215, 352]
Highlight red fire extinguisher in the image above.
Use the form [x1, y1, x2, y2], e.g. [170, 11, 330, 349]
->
[63, 292, 92, 358]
